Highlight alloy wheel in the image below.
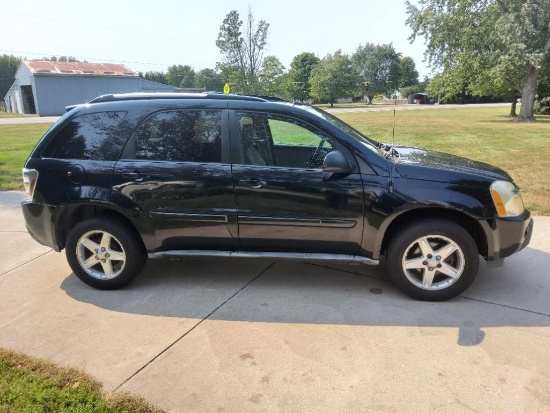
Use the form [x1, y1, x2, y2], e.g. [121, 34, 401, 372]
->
[76, 230, 126, 280]
[401, 235, 465, 291]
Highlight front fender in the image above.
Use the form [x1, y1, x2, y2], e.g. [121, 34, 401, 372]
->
[365, 178, 494, 260]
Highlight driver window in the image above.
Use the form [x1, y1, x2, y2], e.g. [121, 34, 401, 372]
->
[238, 112, 334, 168]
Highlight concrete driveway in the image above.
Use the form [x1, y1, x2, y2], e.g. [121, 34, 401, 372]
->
[0, 191, 548, 413]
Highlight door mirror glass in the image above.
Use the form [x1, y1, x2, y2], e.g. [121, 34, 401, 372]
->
[322, 151, 352, 173]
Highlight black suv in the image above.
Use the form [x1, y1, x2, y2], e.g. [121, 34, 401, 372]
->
[21, 93, 533, 300]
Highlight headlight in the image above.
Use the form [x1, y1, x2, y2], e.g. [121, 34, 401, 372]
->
[490, 180, 524, 217]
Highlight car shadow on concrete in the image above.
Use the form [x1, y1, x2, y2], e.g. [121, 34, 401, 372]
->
[61, 247, 550, 347]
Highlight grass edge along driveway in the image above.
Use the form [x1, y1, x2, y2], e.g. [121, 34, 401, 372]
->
[0, 347, 166, 413]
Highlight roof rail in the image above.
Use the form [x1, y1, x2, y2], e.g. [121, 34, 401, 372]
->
[239, 94, 291, 103]
[87, 92, 270, 104]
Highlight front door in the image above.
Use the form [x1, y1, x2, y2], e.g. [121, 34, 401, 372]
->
[230, 111, 364, 254]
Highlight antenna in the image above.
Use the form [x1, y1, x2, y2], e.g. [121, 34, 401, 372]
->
[392, 94, 397, 141]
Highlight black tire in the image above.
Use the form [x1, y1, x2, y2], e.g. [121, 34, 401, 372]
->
[65, 216, 146, 290]
[386, 219, 479, 301]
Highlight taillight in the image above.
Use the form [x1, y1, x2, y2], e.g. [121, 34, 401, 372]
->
[22, 168, 39, 199]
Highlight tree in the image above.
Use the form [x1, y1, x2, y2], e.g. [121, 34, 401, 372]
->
[310, 50, 357, 107]
[143, 71, 168, 85]
[535, 57, 550, 114]
[216, 8, 269, 93]
[285, 52, 320, 101]
[0, 54, 21, 101]
[38, 56, 80, 62]
[194, 68, 225, 92]
[259, 55, 285, 96]
[406, 0, 550, 121]
[57, 56, 79, 62]
[352, 43, 401, 103]
[399, 56, 419, 88]
[216, 62, 248, 93]
[166, 65, 195, 88]
[425, 65, 510, 105]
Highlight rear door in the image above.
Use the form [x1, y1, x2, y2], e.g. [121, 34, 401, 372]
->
[230, 110, 364, 254]
[112, 109, 238, 252]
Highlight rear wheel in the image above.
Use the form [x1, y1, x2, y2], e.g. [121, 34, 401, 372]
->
[66, 216, 146, 289]
[386, 219, 479, 301]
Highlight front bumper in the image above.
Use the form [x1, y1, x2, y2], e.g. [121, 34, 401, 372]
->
[484, 210, 533, 261]
[21, 201, 60, 251]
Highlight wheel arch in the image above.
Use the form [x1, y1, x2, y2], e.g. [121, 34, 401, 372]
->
[374, 207, 488, 260]
[54, 203, 143, 251]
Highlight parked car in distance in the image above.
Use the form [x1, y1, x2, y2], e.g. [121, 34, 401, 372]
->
[407, 92, 429, 104]
[21, 93, 533, 301]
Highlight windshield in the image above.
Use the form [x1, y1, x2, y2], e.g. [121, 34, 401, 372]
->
[306, 106, 382, 155]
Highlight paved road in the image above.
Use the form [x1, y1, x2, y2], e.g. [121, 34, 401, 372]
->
[0, 116, 61, 125]
[0, 191, 548, 412]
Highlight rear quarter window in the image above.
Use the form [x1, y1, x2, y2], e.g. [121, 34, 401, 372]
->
[42, 111, 126, 160]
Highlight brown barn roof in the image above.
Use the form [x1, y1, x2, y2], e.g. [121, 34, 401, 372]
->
[24, 61, 138, 77]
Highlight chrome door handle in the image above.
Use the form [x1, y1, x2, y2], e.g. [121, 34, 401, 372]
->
[239, 178, 266, 189]
[122, 171, 149, 182]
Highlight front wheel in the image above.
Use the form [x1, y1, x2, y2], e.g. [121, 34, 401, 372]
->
[386, 219, 479, 301]
[65, 216, 146, 290]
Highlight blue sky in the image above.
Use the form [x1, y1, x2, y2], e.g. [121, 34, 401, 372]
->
[1, 0, 430, 77]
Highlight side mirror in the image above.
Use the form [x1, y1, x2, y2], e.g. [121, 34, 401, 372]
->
[322, 150, 352, 173]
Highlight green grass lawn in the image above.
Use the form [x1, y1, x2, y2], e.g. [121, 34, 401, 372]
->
[1, 107, 548, 214]
[0, 348, 165, 413]
[0, 111, 33, 118]
[315, 102, 401, 109]
[0, 123, 50, 190]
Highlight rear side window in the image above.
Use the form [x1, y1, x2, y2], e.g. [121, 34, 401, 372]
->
[42, 111, 126, 160]
[131, 110, 222, 163]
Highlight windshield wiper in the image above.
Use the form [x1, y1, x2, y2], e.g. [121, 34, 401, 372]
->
[379, 143, 400, 162]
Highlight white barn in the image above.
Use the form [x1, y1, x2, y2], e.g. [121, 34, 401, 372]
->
[3, 61, 179, 116]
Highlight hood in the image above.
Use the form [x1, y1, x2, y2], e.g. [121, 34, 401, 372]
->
[390, 145, 512, 184]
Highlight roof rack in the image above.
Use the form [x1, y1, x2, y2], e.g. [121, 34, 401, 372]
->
[239, 94, 291, 103]
[88, 92, 271, 104]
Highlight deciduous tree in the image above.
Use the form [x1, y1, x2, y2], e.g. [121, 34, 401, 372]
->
[259, 55, 285, 97]
[535, 57, 550, 114]
[143, 71, 168, 85]
[216, 8, 269, 93]
[406, 0, 550, 121]
[194, 68, 224, 92]
[399, 56, 419, 88]
[286, 52, 320, 101]
[310, 51, 357, 107]
[352, 43, 401, 103]
[166, 65, 195, 88]
[38, 56, 80, 62]
[0, 54, 21, 100]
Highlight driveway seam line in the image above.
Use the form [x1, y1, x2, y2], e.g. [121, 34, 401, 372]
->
[306, 262, 389, 282]
[0, 251, 52, 278]
[460, 296, 549, 317]
[112, 261, 275, 392]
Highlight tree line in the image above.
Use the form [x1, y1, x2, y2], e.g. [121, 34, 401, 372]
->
[138, 3, 550, 117]
[139, 9, 422, 108]
[2, 1, 549, 119]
